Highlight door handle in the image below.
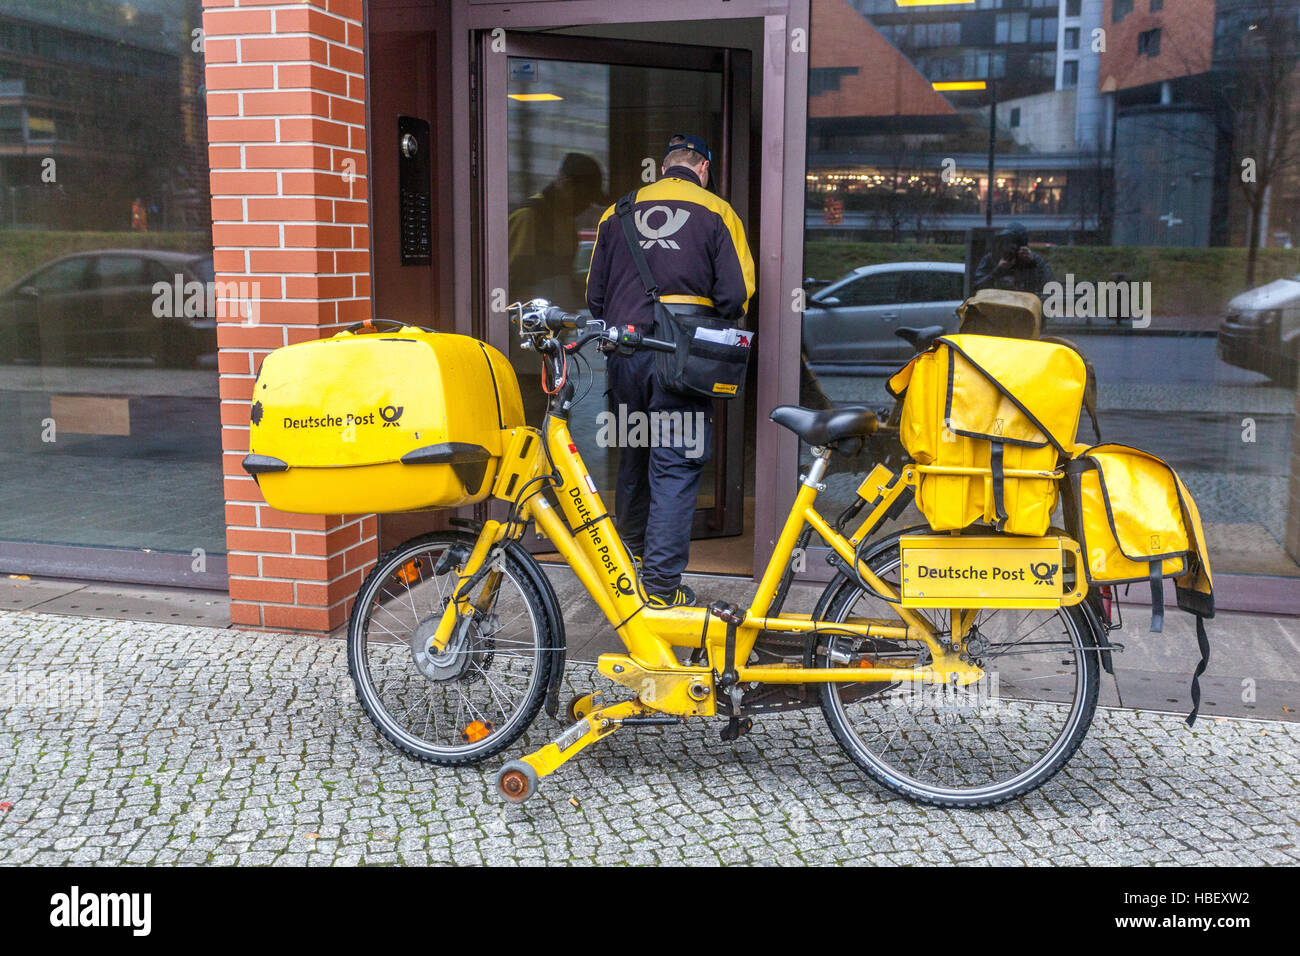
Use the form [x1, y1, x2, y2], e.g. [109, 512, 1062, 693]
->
[880, 312, 898, 320]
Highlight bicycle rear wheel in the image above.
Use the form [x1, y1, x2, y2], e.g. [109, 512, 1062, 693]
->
[814, 543, 1099, 807]
[347, 531, 555, 765]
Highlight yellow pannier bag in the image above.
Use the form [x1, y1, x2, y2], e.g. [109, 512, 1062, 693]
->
[887, 335, 1086, 537]
[1064, 442, 1215, 723]
[242, 326, 524, 514]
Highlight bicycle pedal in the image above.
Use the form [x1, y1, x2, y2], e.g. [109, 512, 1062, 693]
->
[720, 716, 753, 742]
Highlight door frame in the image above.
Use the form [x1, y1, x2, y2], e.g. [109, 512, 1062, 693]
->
[448, 0, 809, 578]
[477, 29, 750, 538]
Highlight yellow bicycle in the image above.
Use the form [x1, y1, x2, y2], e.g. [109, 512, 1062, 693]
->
[345, 299, 1106, 808]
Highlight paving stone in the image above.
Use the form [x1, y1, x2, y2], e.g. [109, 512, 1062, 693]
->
[1, 608, 1297, 866]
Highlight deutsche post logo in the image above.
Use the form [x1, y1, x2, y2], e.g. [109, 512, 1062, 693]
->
[635, 206, 691, 249]
[379, 405, 404, 427]
[1029, 561, 1058, 586]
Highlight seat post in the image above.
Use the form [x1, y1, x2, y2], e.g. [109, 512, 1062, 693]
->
[801, 446, 832, 489]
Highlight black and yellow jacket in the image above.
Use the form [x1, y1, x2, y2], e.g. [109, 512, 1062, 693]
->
[585, 166, 756, 330]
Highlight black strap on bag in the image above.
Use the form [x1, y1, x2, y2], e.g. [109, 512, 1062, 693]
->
[1185, 614, 1210, 727]
[615, 191, 661, 305]
[1148, 560, 1164, 633]
[990, 441, 1008, 531]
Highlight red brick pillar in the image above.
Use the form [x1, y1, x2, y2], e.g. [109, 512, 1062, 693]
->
[203, 0, 376, 632]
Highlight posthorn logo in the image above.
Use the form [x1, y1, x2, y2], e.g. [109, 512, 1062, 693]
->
[49, 886, 151, 936]
[379, 405, 404, 427]
[635, 206, 691, 248]
[1029, 561, 1059, 586]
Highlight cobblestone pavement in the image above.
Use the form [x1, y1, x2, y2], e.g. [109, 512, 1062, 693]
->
[1, 610, 1297, 866]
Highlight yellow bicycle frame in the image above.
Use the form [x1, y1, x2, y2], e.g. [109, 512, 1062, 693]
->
[432, 413, 981, 693]
[420, 405, 1098, 779]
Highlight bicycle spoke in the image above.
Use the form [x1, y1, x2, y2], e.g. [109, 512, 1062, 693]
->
[818, 548, 1096, 803]
[349, 538, 548, 760]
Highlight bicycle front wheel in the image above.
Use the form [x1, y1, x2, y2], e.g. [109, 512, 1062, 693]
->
[814, 543, 1099, 808]
[347, 532, 555, 765]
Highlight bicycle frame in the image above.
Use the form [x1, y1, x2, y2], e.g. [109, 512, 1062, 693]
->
[426, 411, 987, 724]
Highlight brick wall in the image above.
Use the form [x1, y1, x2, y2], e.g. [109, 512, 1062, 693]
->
[203, 0, 376, 632]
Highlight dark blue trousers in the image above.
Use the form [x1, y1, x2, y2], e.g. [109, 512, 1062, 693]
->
[605, 348, 713, 594]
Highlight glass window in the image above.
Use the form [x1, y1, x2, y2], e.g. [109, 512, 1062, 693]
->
[832, 271, 906, 307]
[31, 256, 91, 293]
[804, 0, 1300, 588]
[1151, 0, 1163, 10]
[1011, 12, 1030, 43]
[94, 255, 149, 289]
[1138, 28, 1162, 57]
[0, 0, 221, 573]
[906, 270, 964, 303]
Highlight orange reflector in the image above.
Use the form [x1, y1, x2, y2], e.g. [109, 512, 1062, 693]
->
[858, 659, 874, 668]
[396, 559, 422, 585]
[461, 720, 495, 743]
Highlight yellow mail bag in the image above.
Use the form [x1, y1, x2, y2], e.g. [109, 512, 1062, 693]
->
[887, 335, 1087, 537]
[1064, 442, 1215, 723]
[1065, 442, 1213, 625]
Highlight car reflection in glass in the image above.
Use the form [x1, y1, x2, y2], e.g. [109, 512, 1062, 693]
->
[1218, 272, 1300, 384]
[801, 261, 965, 371]
[0, 250, 218, 368]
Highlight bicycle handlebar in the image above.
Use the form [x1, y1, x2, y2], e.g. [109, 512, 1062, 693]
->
[521, 302, 676, 356]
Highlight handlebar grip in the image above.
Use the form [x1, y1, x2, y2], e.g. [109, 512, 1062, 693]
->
[543, 306, 580, 330]
[640, 336, 677, 353]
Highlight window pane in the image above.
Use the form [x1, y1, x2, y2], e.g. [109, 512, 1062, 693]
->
[836, 272, 904, 307]
[0, 0, 221, 567]
[95, 255, 149, 288]
[802, 0, 1300, 585]
[31, 257, 91, 293]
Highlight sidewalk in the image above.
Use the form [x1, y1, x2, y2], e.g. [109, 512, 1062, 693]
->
[1, 586, 1298, 865]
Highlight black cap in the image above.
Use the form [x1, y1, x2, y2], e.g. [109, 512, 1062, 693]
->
[663, 133, 711, 163]
[996, 221, 1030, 244]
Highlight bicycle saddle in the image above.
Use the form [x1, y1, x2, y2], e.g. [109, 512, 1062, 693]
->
[894, 324, 947, 352]
[769, 405, 878, 446]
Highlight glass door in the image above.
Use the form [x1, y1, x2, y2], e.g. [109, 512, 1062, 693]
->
[477, 31, 751, 541]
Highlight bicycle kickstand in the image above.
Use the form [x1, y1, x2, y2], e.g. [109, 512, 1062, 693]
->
[495, 698, 657, 803]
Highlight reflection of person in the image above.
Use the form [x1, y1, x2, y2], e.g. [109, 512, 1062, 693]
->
[507, 153, 607, 308]
[130, 198, 148, 232]
[973, 222, 1053, 300]
[586, 134, 755, 608]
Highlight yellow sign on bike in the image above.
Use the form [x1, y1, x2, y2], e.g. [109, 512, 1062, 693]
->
[898, 535, 1084, 609]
